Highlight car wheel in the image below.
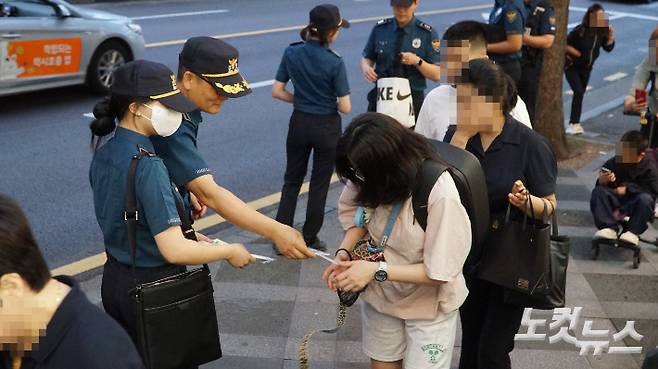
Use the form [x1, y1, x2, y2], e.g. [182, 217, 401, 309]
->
[87, 41, 130, 94]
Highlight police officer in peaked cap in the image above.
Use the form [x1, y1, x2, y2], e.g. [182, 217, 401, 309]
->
[361, 0, 441, 120]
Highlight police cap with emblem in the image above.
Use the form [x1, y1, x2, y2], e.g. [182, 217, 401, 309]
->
[310, 4, 350, 32]
[390, 0, 415, 7]
[179, 36, 252, 98]
[111, 60, 196, 113]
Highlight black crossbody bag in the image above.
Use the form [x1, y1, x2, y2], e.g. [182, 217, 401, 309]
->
[125, 150, 222, 369]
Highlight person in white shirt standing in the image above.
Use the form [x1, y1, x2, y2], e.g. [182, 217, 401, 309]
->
[415, 21, 531, 142]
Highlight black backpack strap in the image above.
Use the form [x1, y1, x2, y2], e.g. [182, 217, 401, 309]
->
[412, 159, 449, 231]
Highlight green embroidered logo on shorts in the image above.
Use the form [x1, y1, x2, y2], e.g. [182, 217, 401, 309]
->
[421, 343, 446, 364]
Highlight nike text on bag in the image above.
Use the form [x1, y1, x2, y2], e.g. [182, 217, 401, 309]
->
[376, 77, 415, 128]
[412, 139, 491, 275]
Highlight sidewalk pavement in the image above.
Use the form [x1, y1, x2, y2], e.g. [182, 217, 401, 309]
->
[75, 107, 658, 369]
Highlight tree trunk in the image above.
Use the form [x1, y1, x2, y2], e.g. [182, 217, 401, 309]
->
[534, 0, 570, 160]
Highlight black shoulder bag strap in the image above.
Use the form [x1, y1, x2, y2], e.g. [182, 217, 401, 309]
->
[125, 149, 152, 283]
[412, 159, 449, 231]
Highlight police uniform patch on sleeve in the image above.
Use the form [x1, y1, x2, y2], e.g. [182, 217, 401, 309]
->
[376, 18, 392, 26]
[506, 10, 518, 23]
[432, 40, 440, 51]
[549, 16, 556, 25]
[412, 38, 421, 49]
[417, 21, 433, 32]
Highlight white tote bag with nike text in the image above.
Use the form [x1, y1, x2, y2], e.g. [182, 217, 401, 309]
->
[376, 77, 415, 128]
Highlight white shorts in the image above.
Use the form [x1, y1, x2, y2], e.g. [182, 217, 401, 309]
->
[361, 302, 458, 369]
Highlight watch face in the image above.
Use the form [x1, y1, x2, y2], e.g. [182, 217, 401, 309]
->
[375, 270, 388, 282]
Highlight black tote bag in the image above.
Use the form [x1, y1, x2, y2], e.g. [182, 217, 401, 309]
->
[478, 198, 551, 295]
[505, 212, 570, 309]
[125, 151, 222, 369]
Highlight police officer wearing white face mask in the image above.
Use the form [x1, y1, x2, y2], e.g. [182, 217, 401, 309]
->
[89, 60, 255, 350]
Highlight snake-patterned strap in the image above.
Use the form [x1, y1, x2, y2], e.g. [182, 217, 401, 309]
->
[298, 303, 348, 369]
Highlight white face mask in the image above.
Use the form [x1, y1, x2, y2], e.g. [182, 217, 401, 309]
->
[141, 104, 182, 137]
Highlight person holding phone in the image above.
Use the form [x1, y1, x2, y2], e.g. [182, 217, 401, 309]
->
[624, 27, 658, 146]
[591, 130, 658, 245]
[564, 3, 615, 135]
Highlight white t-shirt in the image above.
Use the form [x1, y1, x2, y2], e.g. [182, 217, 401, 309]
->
[415, 85, 532, 142]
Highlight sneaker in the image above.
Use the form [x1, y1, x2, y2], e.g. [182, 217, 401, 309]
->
[305, 238, 327, 252]
[565, 123, 584, 135]
[619, 231, 640, 246]
[594, 227, 618, 240]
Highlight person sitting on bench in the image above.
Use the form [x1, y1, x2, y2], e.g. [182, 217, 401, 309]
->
[591, 130, 658, 245]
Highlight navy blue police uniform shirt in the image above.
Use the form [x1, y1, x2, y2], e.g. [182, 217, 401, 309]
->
[275, 40, 350, 115]
[90, 127, 182, 267]
[489, 0, 528, 62]
[151, 110, 211, 212]
[444, 118, 557, 215]
[362, 16, 440, 92]
[522, 0, 556, 64]
[0, 276, 144, 369]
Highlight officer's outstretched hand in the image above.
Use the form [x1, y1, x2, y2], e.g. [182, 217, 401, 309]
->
[273, 224, 315, 259]
[227, 243, 256, 268]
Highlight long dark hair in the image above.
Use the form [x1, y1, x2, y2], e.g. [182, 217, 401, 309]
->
[464, 58, 517, 115]
[299, 25, 338, 45]
[582, 3, 604, 28]
[89, 94, 149, 149]
[335, 112, 441, 208]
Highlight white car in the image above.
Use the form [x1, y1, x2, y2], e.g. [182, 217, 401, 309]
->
[0, 0, 145, 96]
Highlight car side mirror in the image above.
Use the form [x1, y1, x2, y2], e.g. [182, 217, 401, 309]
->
[1, 4, 18, 17]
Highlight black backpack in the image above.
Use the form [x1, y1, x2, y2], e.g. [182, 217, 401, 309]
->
[412, 139, 490, 275]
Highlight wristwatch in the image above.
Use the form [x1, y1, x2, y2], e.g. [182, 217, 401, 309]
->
[374, 261, 388, 282]
[416, 58, 424, 66]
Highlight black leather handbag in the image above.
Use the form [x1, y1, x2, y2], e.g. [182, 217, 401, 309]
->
[478, 197, 551, 295]
[125, 151, 222, 369]
[505, 212, 570, 309]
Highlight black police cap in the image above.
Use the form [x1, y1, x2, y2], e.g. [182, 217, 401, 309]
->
[179, 36, 251, 98]
[390, 0, 415, 7]
[111, 60, 196, 113]
[309, 4, 350, 32]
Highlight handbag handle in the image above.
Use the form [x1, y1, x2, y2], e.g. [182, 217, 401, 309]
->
[125, 149, 208, 288]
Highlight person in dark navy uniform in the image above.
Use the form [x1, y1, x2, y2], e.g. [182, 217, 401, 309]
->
[487, 0, 527, 84]
[272, 4, 351, 251]
[447, 59, 557, 369]
[361, 0, 441, 119]
[518, 0, 556, 124]
[0, 195, 144, 369]
[89, 60, 254, 351]
[151, 37, 315, 260]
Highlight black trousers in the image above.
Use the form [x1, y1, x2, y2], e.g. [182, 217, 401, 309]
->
[518, 61, 541, 124]
[367, 87, 425, 122]
[101, 256, 187, 350]
[496, 59, 522, 87]
[459, 277, 525, 369]
[590, 185, 654, 235]
[275, 110, 341, 242]
[565, 65, 592, 124]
